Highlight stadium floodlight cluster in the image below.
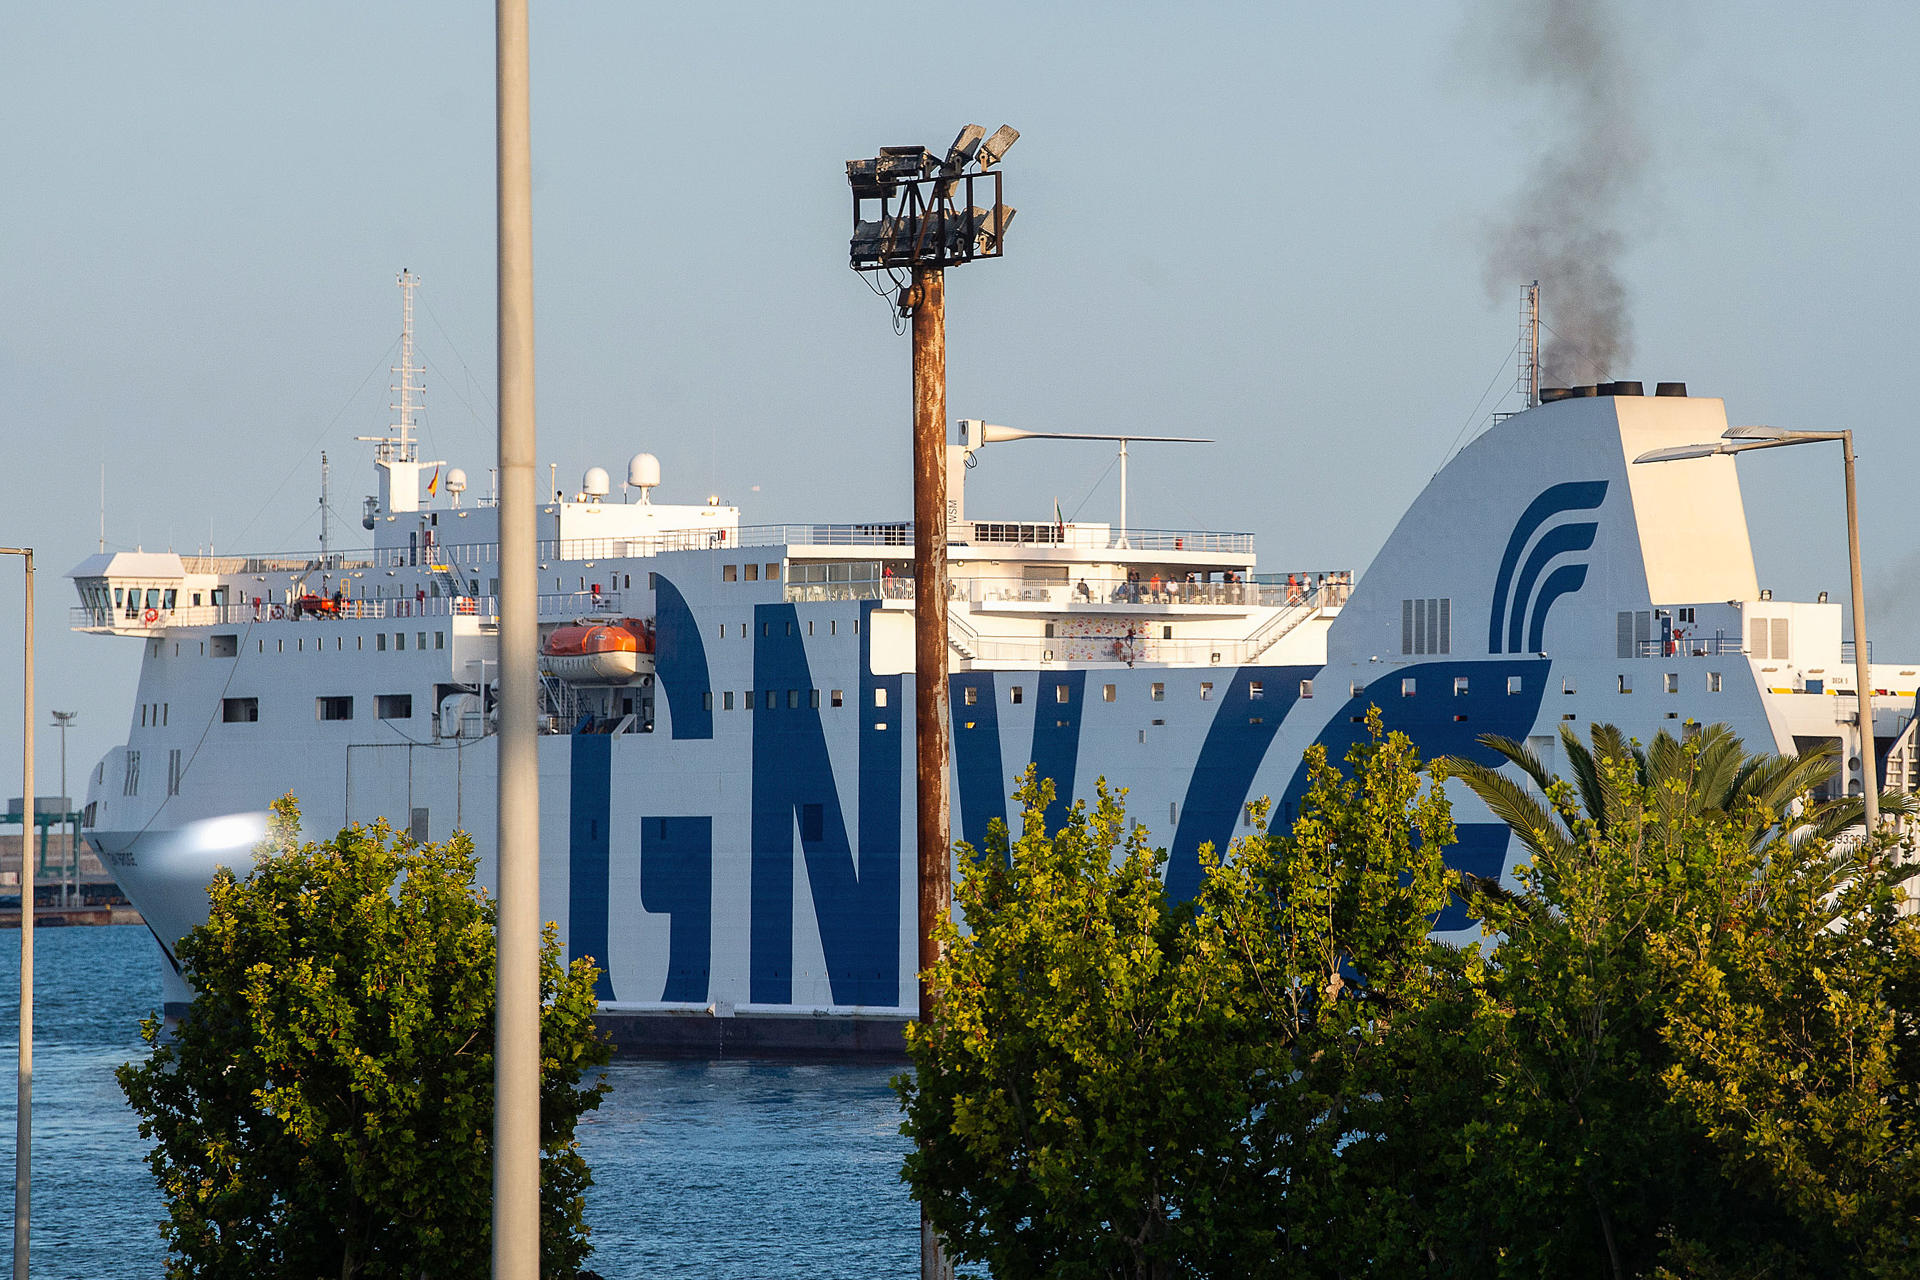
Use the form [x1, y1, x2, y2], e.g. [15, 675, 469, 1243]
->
[846, 124, 1017, 271]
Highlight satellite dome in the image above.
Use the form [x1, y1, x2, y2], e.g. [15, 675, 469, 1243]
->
[582, 466, 611, 498]
[627, 452, 661, 489]
[445, 467, 468, 493]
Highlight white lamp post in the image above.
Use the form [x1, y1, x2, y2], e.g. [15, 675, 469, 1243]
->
[1634, 427, 1878, 830]
[1, 547, 33, 1280]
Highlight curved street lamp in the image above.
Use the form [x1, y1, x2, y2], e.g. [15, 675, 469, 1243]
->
[1634, 427, 1877, 830]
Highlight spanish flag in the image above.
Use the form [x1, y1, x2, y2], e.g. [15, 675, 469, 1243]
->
[427, 465, 441, 497]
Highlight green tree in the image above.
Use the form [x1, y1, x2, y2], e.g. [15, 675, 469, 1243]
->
[118, 797, 611, 1280]
[1434, 724, 1920, 1278]
[900, 713, 1466, 1279]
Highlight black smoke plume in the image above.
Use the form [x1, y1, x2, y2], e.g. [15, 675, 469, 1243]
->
[1482, 0, 1648, 385]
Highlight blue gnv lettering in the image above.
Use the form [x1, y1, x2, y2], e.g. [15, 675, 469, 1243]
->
[749, 601, 901, 1006]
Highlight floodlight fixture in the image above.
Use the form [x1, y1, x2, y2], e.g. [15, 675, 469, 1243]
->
[978, 124, 1019, 169]
[945, 124, 985, 170]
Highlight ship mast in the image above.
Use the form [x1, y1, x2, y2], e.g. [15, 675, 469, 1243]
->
[391, 268, 423, 464]
[319, 451, 332, 564]
[1518, 280, 1541, 407]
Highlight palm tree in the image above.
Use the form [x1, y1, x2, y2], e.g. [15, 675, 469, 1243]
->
[1432, 721, 1908, 864]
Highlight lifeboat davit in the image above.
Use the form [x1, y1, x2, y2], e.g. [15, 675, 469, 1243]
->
[539, 619, 652, 684]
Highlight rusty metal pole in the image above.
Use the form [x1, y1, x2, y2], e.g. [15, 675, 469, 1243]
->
[907, 265, 954, 1280]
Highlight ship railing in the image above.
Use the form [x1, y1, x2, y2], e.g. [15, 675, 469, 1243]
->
[70, 591, 613, 630]
[1842, 640, 1874, 664]
[784, 575, 1297, 608]
[1636, 636, 1747, 658]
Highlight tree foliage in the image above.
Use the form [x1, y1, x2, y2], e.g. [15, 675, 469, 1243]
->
[905, 719, 1920, 1278]
[118, 797, 611, 1280]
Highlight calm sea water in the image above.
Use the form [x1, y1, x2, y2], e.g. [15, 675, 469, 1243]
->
[0, 925, 919, 1278]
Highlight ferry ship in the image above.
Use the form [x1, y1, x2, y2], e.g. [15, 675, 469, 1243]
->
[71, 278, 1920, 1053]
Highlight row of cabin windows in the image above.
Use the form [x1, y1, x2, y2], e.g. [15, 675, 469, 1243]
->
[960, 679, 1318, 705]
[1389, 673, 1727, 697]
[720, 563, 783, 583]
[170, 633, 447, 658]
[703, 689, 845, 712]
[719, 618, 857, 639]
[216, 694, 414, 724]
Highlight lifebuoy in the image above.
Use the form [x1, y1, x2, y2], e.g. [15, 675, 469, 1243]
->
[142, 607, 159, 625]
[270, 604, 286, 620]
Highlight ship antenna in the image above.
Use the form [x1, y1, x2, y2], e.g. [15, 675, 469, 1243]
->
[391, 268, 424, 463]
[319, 450, 332, 565]
[1518, 280, 1541, 407]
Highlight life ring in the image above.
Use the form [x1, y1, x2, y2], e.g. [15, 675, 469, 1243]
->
[141, 607, 159, 625]
[270, 603, 285, 620]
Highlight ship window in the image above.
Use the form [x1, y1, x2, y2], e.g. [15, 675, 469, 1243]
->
[1708, 671, 1723, 692]
[723, 691, 734, 710]
[146, 588, 162, 608]
[717, 625, 725, 640]
[377, 694, 413, 720]
[1350, 682, 1364, 698]
[703, 692, 713, 711]
[1563, 676, 1577, 695]
[396, 633, 407, 651]
[788, 689, 800, 708]
[417, 632, 427, 650]
[1249, 681, 1263, 700]
[1401, 678, 1416, 697]
[810, 689, 820, 708]
[724, 564, 738, 582]
[1454, 677, 1469, 696]
[316, 696, 353, 722]
[744, 690, 754, 711]
[963, 686, 978, 706]
[1200, 681, 1214, 700]
[377, 633, 387, 651]
[1056, 683, 1070, 704]
[1679, 607, 1695, 623]
[807, 621, 814, 636]
[830, 621, 836, 635]
[744, 563, 759, 582]
[163, 589, 177, 609]
[1299, 679, 1313, 698]
[163, 703, 169, 726]
[1103, 684, 1116, 702]
[874, 687, 888, 708]
[435, 632, 445, 649]
[1163, 626, 1173, 640]
[1618, 674, 1632, 694]
[113, 587, 124, 608]
[222, 697, 259, 723]
[1010, 686, 1024, 704]
[764, 690, 776, 710]
[276, 639, 284, 654]
[1151, 682, 1164, 702]
[1508, 675, 1523, 695]
[765, 563, 780, 581]
[1664, 672, 1679, 694]
[830, 689, 843, 707]
[192, 593, 202, 607]
[762, 622, 769, 636]
[124, 750, 140, 796]
[140, 705, 147, 728]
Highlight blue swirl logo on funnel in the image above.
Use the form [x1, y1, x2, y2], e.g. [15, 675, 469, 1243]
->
[1487, 481, 1608, 654]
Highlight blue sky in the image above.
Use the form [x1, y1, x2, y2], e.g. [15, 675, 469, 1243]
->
[3, 0, 1917, 788]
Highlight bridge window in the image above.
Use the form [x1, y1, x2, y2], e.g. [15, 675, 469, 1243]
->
[316, 696, 353, 722]
[744, 563, 759, 582]
[377, 695, 413, 720]
[222, 697, 259, 723]
[723, 564, 738, 582]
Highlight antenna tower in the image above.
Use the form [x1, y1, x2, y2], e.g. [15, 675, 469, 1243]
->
[319, 451, 332, 563]
[387, 269, 424, 462]
[1517, 281, 1541, 407]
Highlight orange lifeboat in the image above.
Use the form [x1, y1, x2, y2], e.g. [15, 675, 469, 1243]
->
[539, 619, 652, 683]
